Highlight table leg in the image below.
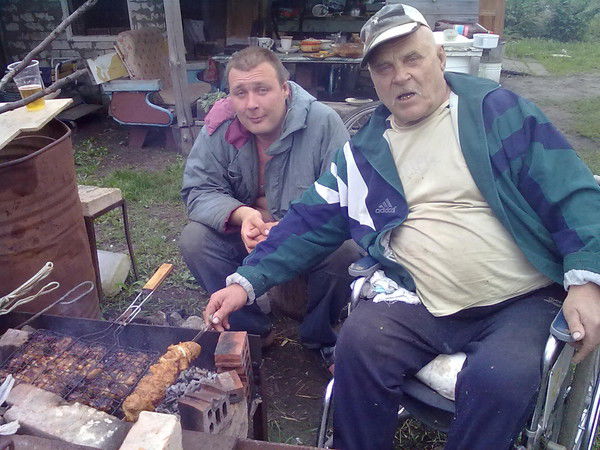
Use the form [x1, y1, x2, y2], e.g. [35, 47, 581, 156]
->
[121, 200, 139, 281]
[84, 216, 104, 301]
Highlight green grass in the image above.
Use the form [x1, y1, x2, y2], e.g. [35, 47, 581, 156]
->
[505, 38, 600, 75]
[566, 98, 600, 143]
[73, 138, 200, 318]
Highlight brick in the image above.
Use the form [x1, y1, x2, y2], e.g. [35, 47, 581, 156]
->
[214, 331, 246, 362]
[203, 371, 245, 404]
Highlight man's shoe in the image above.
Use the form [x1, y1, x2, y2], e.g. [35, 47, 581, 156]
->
[320, 345, 335, 375]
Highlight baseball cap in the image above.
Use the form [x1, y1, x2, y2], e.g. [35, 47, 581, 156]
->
[360, 4, 430, 67]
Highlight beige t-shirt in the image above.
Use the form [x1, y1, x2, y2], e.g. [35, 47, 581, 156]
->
[384, 101, 551, 316]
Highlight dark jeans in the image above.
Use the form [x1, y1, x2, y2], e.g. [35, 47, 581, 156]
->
[180, 221, 362, 346]
[333, 284, 565, 450]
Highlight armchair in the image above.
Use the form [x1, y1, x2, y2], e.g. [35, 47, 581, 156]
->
[104, 27, 211, 148]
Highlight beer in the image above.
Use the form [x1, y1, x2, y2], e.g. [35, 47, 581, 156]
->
[18, 84, 45, 111]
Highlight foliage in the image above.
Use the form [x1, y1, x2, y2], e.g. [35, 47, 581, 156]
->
[505, 0, 600, 41]
[546, 0, 598, 41]
[505, 0, 551, 39]
[198, 90, 227, 113]
[504, 38, 600, 75]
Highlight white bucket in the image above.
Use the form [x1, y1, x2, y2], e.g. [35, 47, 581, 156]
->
[479, 62, 502, 82]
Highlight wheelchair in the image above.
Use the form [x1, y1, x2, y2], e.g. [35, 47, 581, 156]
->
[316, 255, 600, 449]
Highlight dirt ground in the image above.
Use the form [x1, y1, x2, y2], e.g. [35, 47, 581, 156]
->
[70, 69, 598, 447]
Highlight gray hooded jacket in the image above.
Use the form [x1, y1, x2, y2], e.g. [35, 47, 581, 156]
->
[181, 81, 349, 233]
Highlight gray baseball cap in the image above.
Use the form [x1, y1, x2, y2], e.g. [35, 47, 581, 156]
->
[360, 4, 430, 67]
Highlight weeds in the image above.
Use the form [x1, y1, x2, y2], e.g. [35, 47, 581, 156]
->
[565, 98, 600, 143]
[73, 137, 109, 182]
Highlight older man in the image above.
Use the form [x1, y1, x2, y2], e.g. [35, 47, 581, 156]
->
[181, 47, 360, 352]
[204, 5, 600, 449]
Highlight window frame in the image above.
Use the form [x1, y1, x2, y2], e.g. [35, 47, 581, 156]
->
[60, 0, 133, 42]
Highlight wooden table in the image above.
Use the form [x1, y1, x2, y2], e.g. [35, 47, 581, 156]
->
[0, 98, 73, 151]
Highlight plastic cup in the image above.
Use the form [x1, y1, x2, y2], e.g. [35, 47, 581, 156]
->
[8, 60, 45, 111]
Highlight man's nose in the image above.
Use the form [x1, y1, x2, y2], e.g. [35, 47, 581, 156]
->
[246, 92, 259, 109]
[392, 67, 411, 84]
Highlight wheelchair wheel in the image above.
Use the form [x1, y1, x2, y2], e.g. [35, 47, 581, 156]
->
[342, 102, 381, 136]
[547, 347, 600, 449]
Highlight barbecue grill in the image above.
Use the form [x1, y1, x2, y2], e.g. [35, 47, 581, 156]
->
[0, 311, 266, 440]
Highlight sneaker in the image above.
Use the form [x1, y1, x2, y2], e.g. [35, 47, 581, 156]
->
[320, 345, 335, 375]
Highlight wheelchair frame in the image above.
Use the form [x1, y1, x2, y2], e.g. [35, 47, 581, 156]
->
[316, 104, 600, 449]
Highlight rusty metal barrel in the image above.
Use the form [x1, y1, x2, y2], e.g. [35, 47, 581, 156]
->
[0, 119, 100, 318]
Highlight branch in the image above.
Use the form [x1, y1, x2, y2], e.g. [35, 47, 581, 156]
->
[0, 0, 99, 91]
[0, 69, 88, 114]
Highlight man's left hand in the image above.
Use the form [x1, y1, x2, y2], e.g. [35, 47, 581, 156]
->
[562, 282, 600, 363]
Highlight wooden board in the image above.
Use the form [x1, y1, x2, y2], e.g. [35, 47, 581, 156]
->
[0, 98, 73, 151]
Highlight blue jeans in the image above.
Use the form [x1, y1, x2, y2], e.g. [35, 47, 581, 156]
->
[180, 221, 362, 346]
[333, 284, 565, 450]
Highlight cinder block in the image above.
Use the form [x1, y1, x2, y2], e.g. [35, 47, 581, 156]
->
[178, 387, 230, 434]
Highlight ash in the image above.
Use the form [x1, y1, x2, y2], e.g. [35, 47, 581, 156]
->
[155, 366, 218, 415]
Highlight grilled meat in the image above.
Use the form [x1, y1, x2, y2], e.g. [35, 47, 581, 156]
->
[122, 341, 201, 421]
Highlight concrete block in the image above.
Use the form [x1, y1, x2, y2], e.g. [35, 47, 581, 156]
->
[22, 13, 34, 22]
[119, 411, 182, 450]
[178, 387, 230, 434]
[52, 40, 72, 50]
[24, 22, 44, 31]
[61, 49, 82, 58]
[0, 328, 30, 361]
[5, 23, 18, 31]
[5, 386, 129, 449]
[94, 41, 118, 50]
[6, 383, 62, 408]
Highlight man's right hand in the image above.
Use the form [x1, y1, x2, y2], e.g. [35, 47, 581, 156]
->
[204, 284, 248, 332]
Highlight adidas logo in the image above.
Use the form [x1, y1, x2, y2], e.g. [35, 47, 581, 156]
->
[375, 198, 396, 214]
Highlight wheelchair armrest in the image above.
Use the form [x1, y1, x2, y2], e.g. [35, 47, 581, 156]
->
[348, 255, 381, 278]
[550, 309, 575, 343]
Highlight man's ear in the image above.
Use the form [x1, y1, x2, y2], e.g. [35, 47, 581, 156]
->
[437, 46, 447, 71]
[282, 81, 290, 98]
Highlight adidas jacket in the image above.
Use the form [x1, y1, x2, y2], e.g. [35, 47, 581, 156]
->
[229, 72, 600, 302]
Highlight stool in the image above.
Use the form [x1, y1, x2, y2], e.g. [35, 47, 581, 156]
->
[78, 185, 139, 299]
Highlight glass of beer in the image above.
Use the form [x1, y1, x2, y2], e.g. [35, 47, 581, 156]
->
[7, 60, 46, 111]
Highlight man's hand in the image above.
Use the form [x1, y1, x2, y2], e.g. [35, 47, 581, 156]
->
[562, 282, 600, 363]
[241, 211, 270, 252]
[204, 284, 248, 332]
